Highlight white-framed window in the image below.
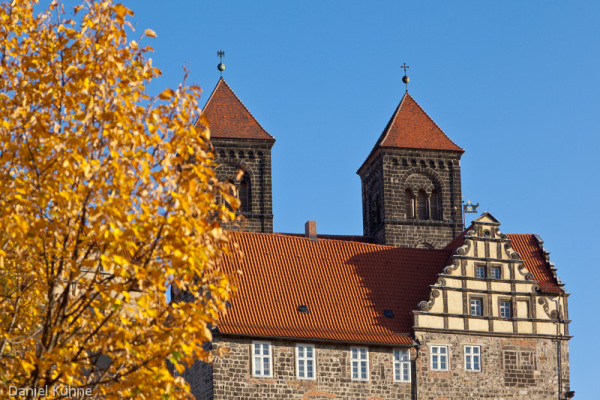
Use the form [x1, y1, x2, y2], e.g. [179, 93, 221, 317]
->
[430, 345, 449, 371]
[476, 266, 486, 279]
[500, 301, 512, 318]
[393, 349, 411, 382]
[351, 347, 369, 381]
[491, 267, 501, 279]
[296, 344, 315, 379]
[470, 298, 483, 316]
[464, 346, 481, 371]
[252, 341, 272, 377]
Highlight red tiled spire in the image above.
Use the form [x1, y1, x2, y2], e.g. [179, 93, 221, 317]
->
[369, 92, 463, 156]
[199, 78, 275, 141]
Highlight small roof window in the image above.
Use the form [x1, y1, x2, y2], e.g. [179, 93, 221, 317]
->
[384, 309, 394, 318]
[298, 305, 309, 314]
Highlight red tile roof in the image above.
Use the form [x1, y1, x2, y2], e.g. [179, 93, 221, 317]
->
[359, 93, 463, 173]
[199, 78, 275, 141]
[377, 93, 463, 152]
[216, 228, 561, 344]
[218, 232, 452, 345]
[507, 234, 563, 293]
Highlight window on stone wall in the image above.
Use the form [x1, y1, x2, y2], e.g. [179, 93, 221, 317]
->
[393, 349, 411, 382]
[351, 347, 369, 380]
[238, 176, 250, 213]
[500, 301, 512, 318]
[464, 346, 481, 371]
[470, 298, 483, 316]
[519, 351, 535, 368]
[296, 344, 315, 379]
[252, 341, 272, 377]
[417, 190, 427, 220]
[369, 182, 382, 231]
[430, 345, 448, 371]
[405, 188, 415, 219]
[430, 189, 440, 220]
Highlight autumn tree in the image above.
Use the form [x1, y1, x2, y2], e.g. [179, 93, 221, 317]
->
[0, 1, 237, 398]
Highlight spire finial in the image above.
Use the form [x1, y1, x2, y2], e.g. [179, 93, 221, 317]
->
[401, 62, 410, 92]
[217, 50, 225, 76]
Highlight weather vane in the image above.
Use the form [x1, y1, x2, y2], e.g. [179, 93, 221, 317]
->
[401, 62, 410, 92]
[462, 199, 479, 227]
[217, 50, 225, 76]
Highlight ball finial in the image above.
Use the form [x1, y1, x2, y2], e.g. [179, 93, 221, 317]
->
[217, 50, 226, 76]
[400, 62, 410, 92]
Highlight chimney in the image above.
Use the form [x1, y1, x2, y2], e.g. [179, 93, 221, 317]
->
[305, 221, 317, 241]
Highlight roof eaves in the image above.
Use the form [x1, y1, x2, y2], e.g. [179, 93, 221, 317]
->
[215, 330, 415, 347]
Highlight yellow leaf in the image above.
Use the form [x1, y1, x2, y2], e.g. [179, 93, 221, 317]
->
[144, 28, 157, 38]
[158, 88, 175, 100]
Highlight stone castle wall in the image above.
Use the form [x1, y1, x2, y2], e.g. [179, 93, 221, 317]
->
[210, 337, 412, 400]
[212, 138, 274, 233]
[182, 359, 214, 400]
[414, 331, 570, 400]
[359, 148, 463, 248]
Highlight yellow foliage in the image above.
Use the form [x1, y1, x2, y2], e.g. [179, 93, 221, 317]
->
[0, 1, 238, 399]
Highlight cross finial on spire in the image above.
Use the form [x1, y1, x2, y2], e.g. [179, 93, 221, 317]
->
[217, 50, 225, 76]
[401, 62, 410, 92]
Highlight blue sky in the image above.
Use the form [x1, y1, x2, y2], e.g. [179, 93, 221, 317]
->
[56, 1, 599, 397]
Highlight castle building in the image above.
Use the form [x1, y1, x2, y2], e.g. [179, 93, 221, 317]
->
[202, 78, 275, 233]
[183, 77, 572, 400]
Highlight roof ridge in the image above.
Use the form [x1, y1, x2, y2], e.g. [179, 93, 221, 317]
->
[356, 93, 408, 174]
[202, 78, 275, 141]
[200, 77, 223, 119]
[376, 92, 408, 152]
[231, 230, 450, 252]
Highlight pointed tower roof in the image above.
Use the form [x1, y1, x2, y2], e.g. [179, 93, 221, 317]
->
[199, 78, 275, 142]
[359, 93, 463, 173]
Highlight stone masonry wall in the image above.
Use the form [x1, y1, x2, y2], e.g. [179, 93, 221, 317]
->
[212, 138, 274, 233]
[359, 148, 463, 248]
[210, 337, 412, 400]
[182, 359, 214, 400]
[414, 331, 571, 399]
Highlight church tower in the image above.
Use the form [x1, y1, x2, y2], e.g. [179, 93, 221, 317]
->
[200, 78, 275, 233]
[357, 92, 464, 249]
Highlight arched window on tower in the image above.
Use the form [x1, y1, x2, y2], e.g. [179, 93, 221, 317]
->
[417, 190, 427, 220]
[369, 182, 382, 231]
[370, 195, 381, 230]
[405, 188, 415, 219]
[238, 176, 250, 213]
[430, 189, 440, 220]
